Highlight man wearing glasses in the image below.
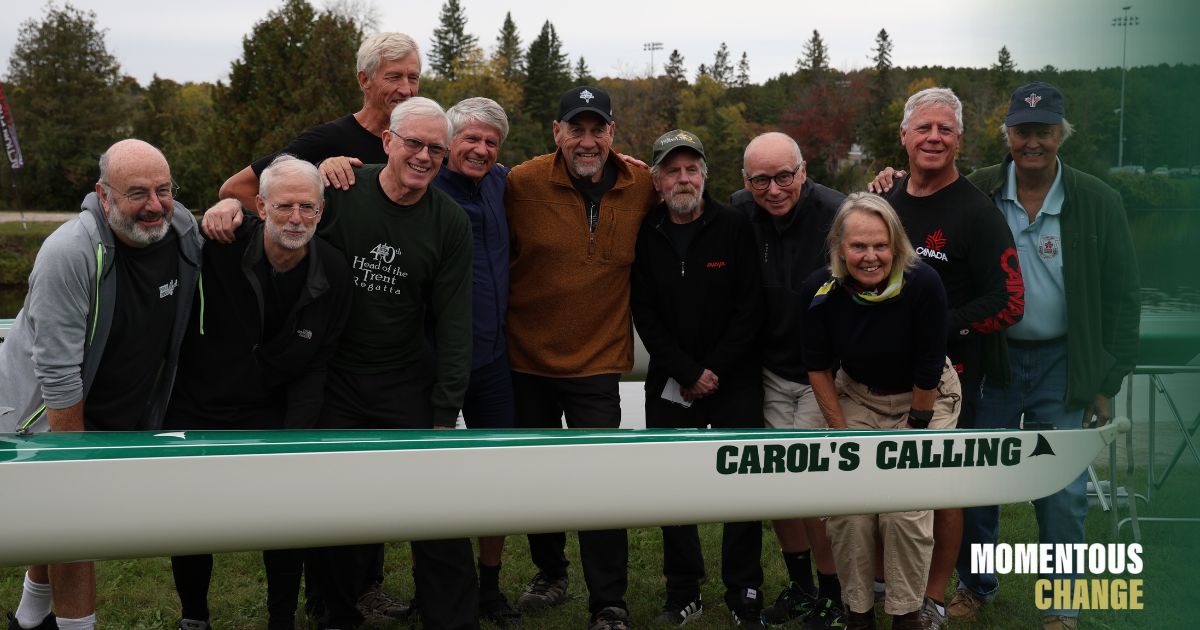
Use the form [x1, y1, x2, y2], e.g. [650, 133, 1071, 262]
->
[503, 85, 656, 630]
[730, 132, 847, 629]
[163, 154, 351, 630]
[203, 97, 477, 630]
[1, 139, 203, 630]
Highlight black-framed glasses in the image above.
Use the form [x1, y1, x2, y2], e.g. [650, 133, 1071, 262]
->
[106, 181, 179, 204]
[269, 202, 321, 219]
[745, 167, 800, 191]
[388, 130, 447, 159]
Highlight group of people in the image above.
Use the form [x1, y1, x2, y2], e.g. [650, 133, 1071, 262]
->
[0, 28, 1140, 630]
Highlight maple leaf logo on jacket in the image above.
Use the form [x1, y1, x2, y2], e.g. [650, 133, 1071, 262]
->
[925, 229, 947, 251]
[916, 229, 949, 262]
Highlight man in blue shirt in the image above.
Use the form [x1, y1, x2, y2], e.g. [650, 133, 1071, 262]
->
[953, 82, 1141, 630]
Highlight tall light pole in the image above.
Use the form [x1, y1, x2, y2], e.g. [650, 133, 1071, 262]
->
[644, 42, 663, 78]
[1113, 6, 1138, 167]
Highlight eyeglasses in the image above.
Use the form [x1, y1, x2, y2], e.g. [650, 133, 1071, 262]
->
[106, 181, 179, 204]
[388, 130, 447, 159]
[269, 202, 321, 219]
[745, 167, 801, 191]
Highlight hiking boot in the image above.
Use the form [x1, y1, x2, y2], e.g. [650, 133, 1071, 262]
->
[7, 613, 57, 630]
[653, 593, 703, 626]
[727, 588, 765, 629]
[761, 582, 814, 624]
[919, 597, 946, 630]
[803, 597, 845, 630]
[479, 589, 523, 627]
[844, 609, 876, 630]
[947, 588, 984, 621]
[588, 606, 631, 630]
[515, 572, 569, 612]
[1042, 616, 1078, 630]
[178, 620, 211, 630]
[356, 582, 410, 621]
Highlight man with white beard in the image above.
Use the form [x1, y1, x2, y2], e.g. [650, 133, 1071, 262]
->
[163, 154, 352, 629]
[1, 139, 203, 630]
[630, 130, 767, 629]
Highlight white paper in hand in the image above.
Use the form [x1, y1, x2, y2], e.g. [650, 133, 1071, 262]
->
[661, 377, 693, 408]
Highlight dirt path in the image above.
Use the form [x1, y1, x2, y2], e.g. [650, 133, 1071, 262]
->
[0, 211, 74, 223]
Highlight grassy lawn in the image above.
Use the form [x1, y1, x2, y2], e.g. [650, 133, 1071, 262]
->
[2, 459, 1194, 629]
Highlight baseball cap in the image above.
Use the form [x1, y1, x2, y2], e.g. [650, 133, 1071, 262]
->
[556, 85, 613, 123]
[1005, 81, 1065, 126]
[651, 129, 706, 166]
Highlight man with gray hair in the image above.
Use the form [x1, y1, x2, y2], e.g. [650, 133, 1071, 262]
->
[164, 154, 352, 630]
[730, 132, 847, 630]
[1, 139, 203, 630]
[952, 81, 1140, 630]
[218, 31, 422, 210]
[433, 96, 521, 627]
[872, 86, 1025, 630]
[631, 129, 766, 628]
[204, 97, 477, 630]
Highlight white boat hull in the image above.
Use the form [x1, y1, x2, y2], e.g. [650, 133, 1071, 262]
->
[0, 421, 1127, 566]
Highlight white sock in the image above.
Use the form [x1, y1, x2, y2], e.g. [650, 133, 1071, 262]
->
[14, 572, 53, 629]
[55, 614, 96, 630]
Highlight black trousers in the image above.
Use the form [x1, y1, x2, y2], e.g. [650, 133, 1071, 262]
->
[313, 365, 479, 629]
[512, 371, 627, 613]
[645, 377, 765, 600]
[171, 549, 307, 629]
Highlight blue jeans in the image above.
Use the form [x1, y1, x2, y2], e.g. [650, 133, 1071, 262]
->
[956, 339, 1087, 618]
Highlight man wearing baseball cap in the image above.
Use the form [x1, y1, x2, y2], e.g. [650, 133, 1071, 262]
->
[504, 86, 656, 630]
[630, 130, 767, 628]
[951, 82, 1140, 630]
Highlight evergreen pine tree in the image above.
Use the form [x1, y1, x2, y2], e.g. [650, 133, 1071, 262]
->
[574, 56, 596, 84]
[492, 11, 523, 82]
[735, 52, 751, 88]
[711, 42, 733, 88]
[522, 20, 571, 140]
[798, 29, 830, 75]
[429, 0, 478, 80]
[665, 49, 687, 85]
[991, 45, 1017, 93]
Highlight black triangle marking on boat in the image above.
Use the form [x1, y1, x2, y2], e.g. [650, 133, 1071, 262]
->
[1029, 433, 1056, 457]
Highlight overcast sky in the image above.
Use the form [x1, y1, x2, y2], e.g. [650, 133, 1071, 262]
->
[2, 0, 1196, 87]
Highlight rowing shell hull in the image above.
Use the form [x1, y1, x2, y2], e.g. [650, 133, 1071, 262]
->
[0, 421, 1126, 566]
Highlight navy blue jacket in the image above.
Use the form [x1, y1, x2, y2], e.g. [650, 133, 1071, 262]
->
[434, 163, 510, 369]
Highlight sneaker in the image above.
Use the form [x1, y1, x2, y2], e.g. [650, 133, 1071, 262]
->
[516, 572, 569, 612]
[588, 606, 631, 630]
[654, 594, 703, 626]
[7, 613, 57, 630]
[891, 610, 923, 630]
[356, 582, 411, 621]
[804, 597, 845, 630]
[761, 582, 814, 624]
[727, 588, 765, 629]
[919, 597, 946, 630]
[1042, 616, 1078, 630]
[947, 588, 984, 621]
[844, 609, 876, 630]
[479, 589, 523, 627]
[178, 620, 211, 630]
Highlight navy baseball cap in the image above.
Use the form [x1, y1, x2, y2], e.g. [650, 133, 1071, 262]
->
[556, 85, 613, 123]
[1006, 82, 1065, 126]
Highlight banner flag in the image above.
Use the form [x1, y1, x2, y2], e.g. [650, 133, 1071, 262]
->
[0, 81, 25, 170]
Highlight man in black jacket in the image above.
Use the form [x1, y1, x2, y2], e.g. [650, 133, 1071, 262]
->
[730, 132, 846, 629]
[631, 130, 765, 629]
[165, 155, 352, 630]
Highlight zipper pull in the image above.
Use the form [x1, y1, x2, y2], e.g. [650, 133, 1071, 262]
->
[680, 260, 685, 277]
[588, 233, 596, 257]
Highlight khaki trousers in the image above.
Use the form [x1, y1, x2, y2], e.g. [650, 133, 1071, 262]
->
[826, 360, 961, 615]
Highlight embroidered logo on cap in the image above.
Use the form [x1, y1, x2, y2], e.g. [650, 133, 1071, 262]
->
[1024, 93, 1042, 108]
[579, 89, 594, 103]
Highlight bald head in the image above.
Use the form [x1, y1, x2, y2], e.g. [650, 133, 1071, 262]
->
[742, 132, 806, 217]
[96, 139, 175, 247]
